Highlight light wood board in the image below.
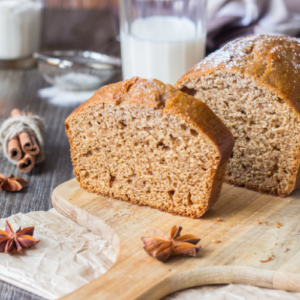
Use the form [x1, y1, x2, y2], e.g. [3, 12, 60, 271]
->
[52, 179, 300, 300]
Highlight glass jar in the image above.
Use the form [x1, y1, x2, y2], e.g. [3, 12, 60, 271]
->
[0, 0, 44, 61]
[119, 0, 207, 84]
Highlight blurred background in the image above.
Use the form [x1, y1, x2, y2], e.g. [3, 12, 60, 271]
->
[1, 0, 300, 97]
[40, 0, 300, 86]
[42, 0, 119, 54]
[41, 0, 300, 53]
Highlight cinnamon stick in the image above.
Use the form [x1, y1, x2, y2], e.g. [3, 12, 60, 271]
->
[17, 153, 35, 173]
[11, 109, 39, 155]
[30, 135, 40, 155]
[11, 108, 21, 117]
[18, 132, 40, 155]
[18, 132, 34, 153]
[11, 109, 31, 117]
[7, 109, 38, 172]
[7, 136, 22, 161]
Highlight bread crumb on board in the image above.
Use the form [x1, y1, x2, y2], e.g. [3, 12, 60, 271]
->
[285, 248, 290, 252]
[276, 222, 283, 228]
[260, 254, 275, 263]
[212, 239, 221, 244]
[215, 218, 222, 222]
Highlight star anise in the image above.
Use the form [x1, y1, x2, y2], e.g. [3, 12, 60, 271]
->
[0, 221, 40, 254]
[0, 174, 28, 192]
[141, 226, 201, 262]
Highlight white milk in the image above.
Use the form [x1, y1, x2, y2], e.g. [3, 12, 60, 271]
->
[121, 16, 206, 85]
[0, 0, 43, 60]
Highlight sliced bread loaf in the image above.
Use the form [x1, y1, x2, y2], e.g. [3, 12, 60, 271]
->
[176, 34, 300, 196]
[65, 77, 234, 218]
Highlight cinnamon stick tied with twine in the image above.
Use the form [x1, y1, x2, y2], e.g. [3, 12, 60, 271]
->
[0, 109, 44, 172]
[17, 153, 36, 173]
[7, 136, 22, 161]
[7, 109, 40, 172]
[11, 109, 40, 157]
[18, 132, 40, 156]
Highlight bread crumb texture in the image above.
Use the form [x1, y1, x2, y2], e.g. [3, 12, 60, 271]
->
[65, 77, 234, 218]
[176, 35, 300, 196]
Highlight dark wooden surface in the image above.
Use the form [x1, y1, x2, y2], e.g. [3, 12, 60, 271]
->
[0, 9, 121, 300]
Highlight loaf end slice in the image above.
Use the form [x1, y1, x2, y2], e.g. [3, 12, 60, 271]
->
[176, 35, 300, 196]
[65, 77, 234, 218]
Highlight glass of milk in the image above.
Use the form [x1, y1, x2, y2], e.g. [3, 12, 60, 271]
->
[0, 0, 44, 60]
[119, 0, 207, 85]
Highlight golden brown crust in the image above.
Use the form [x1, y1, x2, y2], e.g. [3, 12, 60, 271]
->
[66, 77, 235, 218]
[66, 77, 234, 165]
[206, 160, 228, 207]
[164, 92, 234, 165]
[176, 35, 300, 114]
[176, 34, 300, 196]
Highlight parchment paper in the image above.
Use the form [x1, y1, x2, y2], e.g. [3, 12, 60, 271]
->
[1, 209, 300, 300]
[0, 209, 116, 300]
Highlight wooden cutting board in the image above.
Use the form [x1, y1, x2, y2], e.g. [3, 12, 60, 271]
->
[52, 179, 300, 300]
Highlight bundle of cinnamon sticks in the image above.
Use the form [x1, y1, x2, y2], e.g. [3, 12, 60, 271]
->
[7, 109, 40, 172]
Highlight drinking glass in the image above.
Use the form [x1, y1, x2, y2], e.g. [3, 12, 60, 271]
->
[119, 0, 207, 84]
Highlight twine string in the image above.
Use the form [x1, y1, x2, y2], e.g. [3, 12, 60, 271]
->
[0, 115, 44, 165]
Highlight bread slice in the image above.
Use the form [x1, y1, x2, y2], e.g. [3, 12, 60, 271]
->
[176, 34, 300, 197]
[65, 77, 234, 218]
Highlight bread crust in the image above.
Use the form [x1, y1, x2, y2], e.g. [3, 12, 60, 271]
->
[65, 77, 234, 217]
[67, 77, 234, 164]
[175, 34, 300, 196]
[176, 34, 300, 114]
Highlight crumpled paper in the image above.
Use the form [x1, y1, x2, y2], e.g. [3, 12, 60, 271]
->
[1, 209, 300, 300]
[0, 209, 116, 300]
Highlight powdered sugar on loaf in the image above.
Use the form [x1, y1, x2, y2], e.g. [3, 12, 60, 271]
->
[195, 34, 300, 72]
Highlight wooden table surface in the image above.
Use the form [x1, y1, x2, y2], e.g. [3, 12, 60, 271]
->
[0, 8, 121, 300]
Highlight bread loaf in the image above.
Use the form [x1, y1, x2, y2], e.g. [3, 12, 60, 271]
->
[176, 35, 300, 196]
[65, 77, 234, 218]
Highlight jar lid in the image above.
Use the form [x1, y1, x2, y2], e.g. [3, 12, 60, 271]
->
[34, 50, 122, 70]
